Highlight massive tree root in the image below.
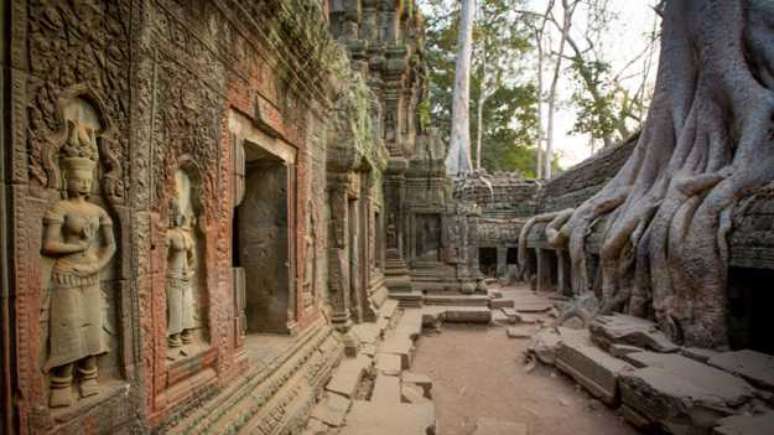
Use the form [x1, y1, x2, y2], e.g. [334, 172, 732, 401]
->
[562, 0, 774, 348]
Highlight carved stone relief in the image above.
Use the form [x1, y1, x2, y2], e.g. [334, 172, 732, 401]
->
[165, 170, 200, 360]
[40, 98, 117, 408]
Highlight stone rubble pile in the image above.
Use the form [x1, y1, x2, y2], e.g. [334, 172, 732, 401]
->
[524, 310, 774, 435]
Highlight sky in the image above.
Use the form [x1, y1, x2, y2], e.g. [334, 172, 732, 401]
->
[536, 0, 660, 168]
[417, 0, 661, 170]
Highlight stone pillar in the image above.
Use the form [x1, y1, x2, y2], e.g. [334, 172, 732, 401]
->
[327, 177, 352, 331]
[557, 251, 572, 296]
[383, 159, 412, 293]
[496, 246, 508, 278]
[536, 248, 554, 293]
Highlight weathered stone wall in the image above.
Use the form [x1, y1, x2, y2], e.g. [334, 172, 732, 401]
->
[3, 0, 366, 432]
[534, 136, 638, 215]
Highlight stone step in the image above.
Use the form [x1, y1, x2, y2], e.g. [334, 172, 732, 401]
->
[371, 374, 401, 402]
[490, 298, 515, 309]
[326, 355, 372, 398]
[554, 329, 635, 405]
[424, 294, 490, 307]
[339, 401, 436, 435]
[389, 290, 424, 308]
[442, 307, 492, 324]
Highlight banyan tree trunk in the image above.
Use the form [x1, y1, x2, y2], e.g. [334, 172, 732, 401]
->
[561, 0, 774, 348]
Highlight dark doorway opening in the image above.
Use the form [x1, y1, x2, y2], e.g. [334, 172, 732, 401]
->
[506, 247, 518, 265]
[479, 247, 497, 276]
[728, 267, 774, 355]
[236, 155, 290, 335]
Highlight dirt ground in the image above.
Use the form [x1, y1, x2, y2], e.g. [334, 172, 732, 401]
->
[412, 297, 639, 435]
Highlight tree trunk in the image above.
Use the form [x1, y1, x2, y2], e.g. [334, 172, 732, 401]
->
[535, 29, 545, 179]
[556, 0, 774, 348]
[545, 0, 575, 179]
[446, 0, 476, 176]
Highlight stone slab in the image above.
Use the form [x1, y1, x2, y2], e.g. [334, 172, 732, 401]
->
[507, 326, 537, 339]
[340, 401, 436, 435]
[443, 307, 492, 324]
[326, 355, 372, 398]
[590, 314, 679, 353]
[555, 330, 635, 405]
[609, 344, 645, 359]
[707, 350, 774, 392]
[371, 374, 401, 403]
[681, 347, 720, 364]
[501, 308, 522, 324]
[713, 411, 774, 435]
[402, 371, 433, 398]
[472, 417, 529, 435]
[310, 393, 351, 427]
[375, 353, 402, 376]
[352, 323, 381, 345]
[379, 298, 400, 320]
[490, 298, 515, 309]
[401, 383, 430, 404]
[528, 328, 565, 365]
[380, 335, 414, 370]
[396, 309, 424, 340]
[619, 352, 756, 431]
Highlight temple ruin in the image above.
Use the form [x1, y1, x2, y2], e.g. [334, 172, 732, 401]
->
[1, 1, 773, 434]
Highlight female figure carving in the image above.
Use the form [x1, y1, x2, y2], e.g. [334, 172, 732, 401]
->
[41, 124, 116, 408]
[166, 200, 196, 358]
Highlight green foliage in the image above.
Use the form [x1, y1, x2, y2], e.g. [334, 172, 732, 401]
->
[422, 0, 545, 177]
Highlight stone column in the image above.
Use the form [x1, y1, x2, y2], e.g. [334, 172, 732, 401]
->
[327, 177, 352, 331]
[496, 246, 508, 278]
[536, 248, 554, 293]
[557, 251, 572, 296]
[383, 159, 412, 293]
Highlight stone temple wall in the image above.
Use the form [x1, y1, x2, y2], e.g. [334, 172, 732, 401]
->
[0, 0, 414, 433]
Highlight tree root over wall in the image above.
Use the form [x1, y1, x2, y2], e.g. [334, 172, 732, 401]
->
[547, 0, 774, 349]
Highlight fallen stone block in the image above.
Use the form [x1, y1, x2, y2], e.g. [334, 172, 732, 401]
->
[302, 417, 331, 435]
[712, 411, 774, 435]
[326, 355, 372, 398]
[375, 353, 402, 376]
[371, 374, 401, 403]
[507, 326, 536, 339]
[401, 383, 430, 404]
[402, 371, 433, 398]
[681, 347, 720, 364]
[443, 307, 492, 324]
[707, 350, 774, 392]
[501, 308, 522, 324]
[609, 344, 645, 359]
[590, 314, 679, 353]
[555, 330, 635, 405]
[380, 335, 414, 370]
[310, 393, 351, 427]
[340, 401, 436, 435]
[472, 417, 528, 435]
[527, 328, 565, 365]
[619, 352, 756, 432]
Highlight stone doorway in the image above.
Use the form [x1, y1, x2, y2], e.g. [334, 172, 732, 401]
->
[235, 153, 292, 335]
[728, 267, 774, 355]
[479, 247, 497, 276]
